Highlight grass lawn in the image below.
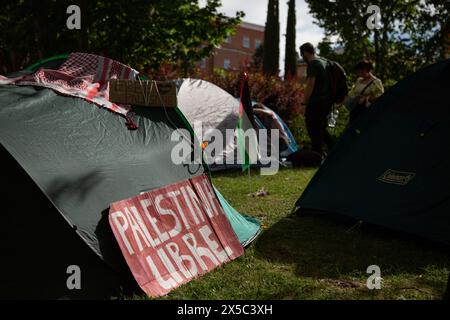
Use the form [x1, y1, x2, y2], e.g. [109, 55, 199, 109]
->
[131, 168, 449, 300]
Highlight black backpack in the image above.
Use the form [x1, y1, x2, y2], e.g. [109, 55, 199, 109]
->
[326, 60, 348, 104]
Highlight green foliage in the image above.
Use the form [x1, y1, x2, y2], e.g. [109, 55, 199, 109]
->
[252, 44, 264, 72]
[307, 0, 449, 84]
[284, 0, 297, 79]
[263, 0, 280, 75]
[0, 0, 243, 74]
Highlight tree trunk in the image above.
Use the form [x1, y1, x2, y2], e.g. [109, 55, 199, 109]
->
[263, 0, 280, 76]
[284, 0, 297, 79]
[263, 0, 274, 75]
[374, 30, 380, 75]
[30, 1, 44, 60]
[274, 0, 279, 74]
[78, 0, 89, 52]
[378, 0, 398, 81]
[379, 25, 389, 81]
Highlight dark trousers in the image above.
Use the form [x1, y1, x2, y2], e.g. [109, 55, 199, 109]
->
[305, 100, 335, 154]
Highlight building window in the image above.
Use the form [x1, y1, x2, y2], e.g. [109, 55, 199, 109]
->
[199, 58, 206, 69]
[242, 36, 250, 48]
[223, 59, 231, 70]
[255, 39, 262, 49]
[225, 36, 232, 44]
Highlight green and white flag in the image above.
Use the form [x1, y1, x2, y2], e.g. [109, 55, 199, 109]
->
[237, 73, 258, 172]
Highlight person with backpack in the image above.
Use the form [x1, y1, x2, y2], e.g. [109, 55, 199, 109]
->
[344, 60, 384, 125]
[300, 42, 337, 157]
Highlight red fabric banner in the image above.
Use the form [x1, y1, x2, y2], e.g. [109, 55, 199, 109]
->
[109, 174, 244, 297]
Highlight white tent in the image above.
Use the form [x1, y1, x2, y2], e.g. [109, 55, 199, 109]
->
[175, 78, 253, 169]
[175, 78, 297, 171]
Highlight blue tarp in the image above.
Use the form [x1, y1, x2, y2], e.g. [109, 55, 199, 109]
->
[214, 186, 262, 247]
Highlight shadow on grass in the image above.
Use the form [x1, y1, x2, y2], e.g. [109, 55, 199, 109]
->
[254, 212, 449, 281]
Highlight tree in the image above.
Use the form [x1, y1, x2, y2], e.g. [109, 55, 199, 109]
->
[263, 0, 280, 75]
[306, 0, 449, 83]
[252, 44, 264, 71]
[0, 0, 243, 75]
[284, 0, 297, 79]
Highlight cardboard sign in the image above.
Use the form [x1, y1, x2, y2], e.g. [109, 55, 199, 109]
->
[109, 174, 244, 297]
[109, 79, 177, 107]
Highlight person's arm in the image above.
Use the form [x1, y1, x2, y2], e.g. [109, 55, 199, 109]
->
[303, 77, 315, 105]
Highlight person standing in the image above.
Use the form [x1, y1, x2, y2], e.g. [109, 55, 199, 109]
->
[300, 42, 334, 157]
[344, 60, 384, 125]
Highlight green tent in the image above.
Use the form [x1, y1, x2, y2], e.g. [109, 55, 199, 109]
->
[295, 59, 450, 245]
[214, 187, 262, 246]
[0, 75, 260, 298]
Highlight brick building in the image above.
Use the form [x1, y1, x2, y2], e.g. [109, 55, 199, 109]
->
[199, 21, 265, 75]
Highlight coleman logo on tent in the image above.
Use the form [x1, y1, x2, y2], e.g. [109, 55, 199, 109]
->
[378, 169, 416, 186]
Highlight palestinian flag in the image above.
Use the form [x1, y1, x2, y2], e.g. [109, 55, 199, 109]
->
[237, 72, 258, 171]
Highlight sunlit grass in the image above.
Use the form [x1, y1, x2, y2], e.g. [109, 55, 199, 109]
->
[129, 168, 448, 300]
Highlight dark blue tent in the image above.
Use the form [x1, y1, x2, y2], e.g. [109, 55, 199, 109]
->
[295, 59, 450, 245]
